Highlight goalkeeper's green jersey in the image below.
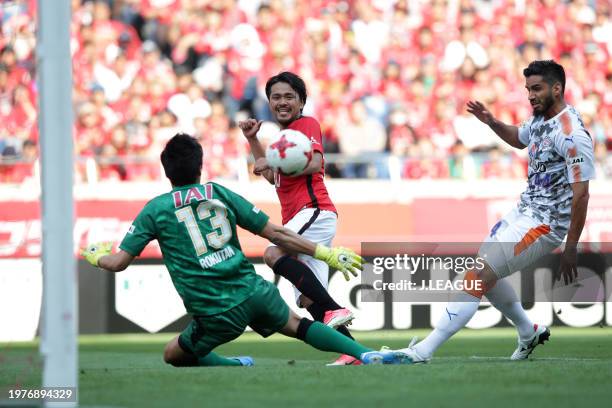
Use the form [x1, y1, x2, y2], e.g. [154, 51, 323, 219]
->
[119, 182, 270, 316]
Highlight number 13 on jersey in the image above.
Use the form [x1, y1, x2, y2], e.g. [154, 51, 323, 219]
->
[175, 200, 232, 256]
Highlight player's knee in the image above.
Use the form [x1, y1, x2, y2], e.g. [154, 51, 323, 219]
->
[298, 295, 313, 309]
[479, 262, 499, 288]
[163, 346, 176, 365]
[279, 311, 303, 338]
[463, 264, 498, 298]
[163, 341, 184, 366]
[264, 246, 285, 267]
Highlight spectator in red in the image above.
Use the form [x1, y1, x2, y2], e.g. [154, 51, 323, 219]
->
[75, 102, 105, 156]
[1, 0, 609, 184]
[0, 46, 30, 89]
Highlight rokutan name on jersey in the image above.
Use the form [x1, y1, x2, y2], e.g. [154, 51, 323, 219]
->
[199, 246, 236, 269]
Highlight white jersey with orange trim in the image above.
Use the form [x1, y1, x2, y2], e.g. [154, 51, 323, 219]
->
[516, 105, 595, 234]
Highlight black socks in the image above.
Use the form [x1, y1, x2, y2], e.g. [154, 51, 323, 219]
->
[272, 255, 342, 311]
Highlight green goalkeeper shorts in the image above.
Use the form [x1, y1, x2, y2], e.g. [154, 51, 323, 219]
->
[178, 276, 290, 357]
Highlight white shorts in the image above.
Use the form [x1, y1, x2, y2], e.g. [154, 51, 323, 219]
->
[479, 208, 564, 278]
[269, 208, 337, 304]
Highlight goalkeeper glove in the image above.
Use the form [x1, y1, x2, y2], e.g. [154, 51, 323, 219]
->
[314, 244, 363, 281]
[81, 241, 113, 267]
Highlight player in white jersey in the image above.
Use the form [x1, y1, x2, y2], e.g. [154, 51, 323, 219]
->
[398, 60, 595, 363]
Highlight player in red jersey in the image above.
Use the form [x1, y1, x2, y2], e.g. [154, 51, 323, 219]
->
[239, 72, 359, 365]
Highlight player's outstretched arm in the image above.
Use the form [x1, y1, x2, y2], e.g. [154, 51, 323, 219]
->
[238, 118, 275, 184]
[466, 100, 524, 149]
[292, 152, 323, 176]
[81, 242, 134, 272]
[557, 180, 590, 285]
[258, 221, 362, 280]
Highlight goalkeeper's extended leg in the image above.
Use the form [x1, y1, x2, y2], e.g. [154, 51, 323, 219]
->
[279, 311, 409, 364]
[163, 336, 249, 367]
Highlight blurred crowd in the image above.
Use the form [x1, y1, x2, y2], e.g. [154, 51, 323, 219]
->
[0, 0, 610, 183]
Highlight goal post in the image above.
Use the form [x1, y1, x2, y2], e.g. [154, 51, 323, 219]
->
[37, 0, 78, 406]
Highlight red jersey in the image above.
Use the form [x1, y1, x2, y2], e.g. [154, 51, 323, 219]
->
[274, 116, 337, 224]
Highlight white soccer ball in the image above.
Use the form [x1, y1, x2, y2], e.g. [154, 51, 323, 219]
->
[265, 129, 313, 176]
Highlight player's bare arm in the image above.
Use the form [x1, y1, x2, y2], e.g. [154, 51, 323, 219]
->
[557, 180, 590, 285]
[467, 100, 524, 149]
[259, 221, 316, 256]
[81, 242, 134, 272]
[258, 221, 362, 279]
[253, 157, 272, 174]
[290, 152, 322, 177]
[238, 118, 275, 184]
[98, 250, 135, 272]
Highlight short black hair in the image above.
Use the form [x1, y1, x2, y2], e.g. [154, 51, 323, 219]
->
[523, 60, 566, 94]
[160, 133, 203, 186]
[265, 71, 307, 105]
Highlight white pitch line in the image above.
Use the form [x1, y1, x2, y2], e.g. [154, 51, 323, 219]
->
[467, 356, 603, 361]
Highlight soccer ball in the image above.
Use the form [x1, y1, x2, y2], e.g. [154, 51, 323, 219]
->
[265, 129, 313, 176]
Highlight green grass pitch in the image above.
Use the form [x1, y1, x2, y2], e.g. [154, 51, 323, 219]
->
[1, 327, 611, 408]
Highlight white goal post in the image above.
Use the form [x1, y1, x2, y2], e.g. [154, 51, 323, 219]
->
[37, 0, 78, 406]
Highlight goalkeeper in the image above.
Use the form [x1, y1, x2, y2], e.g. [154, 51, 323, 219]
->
[82, 133, 406, 366]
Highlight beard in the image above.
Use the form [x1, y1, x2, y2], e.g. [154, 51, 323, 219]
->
[532, 91, 555, 116]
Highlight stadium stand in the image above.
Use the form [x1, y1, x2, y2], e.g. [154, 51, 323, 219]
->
[0, 0, 610, 182]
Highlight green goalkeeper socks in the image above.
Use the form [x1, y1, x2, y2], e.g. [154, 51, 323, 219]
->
[304, 321, 372, 359]
[197, 352, 242, 367]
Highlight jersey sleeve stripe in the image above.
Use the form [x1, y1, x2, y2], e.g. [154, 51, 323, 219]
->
[560, 112, 572, 136]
